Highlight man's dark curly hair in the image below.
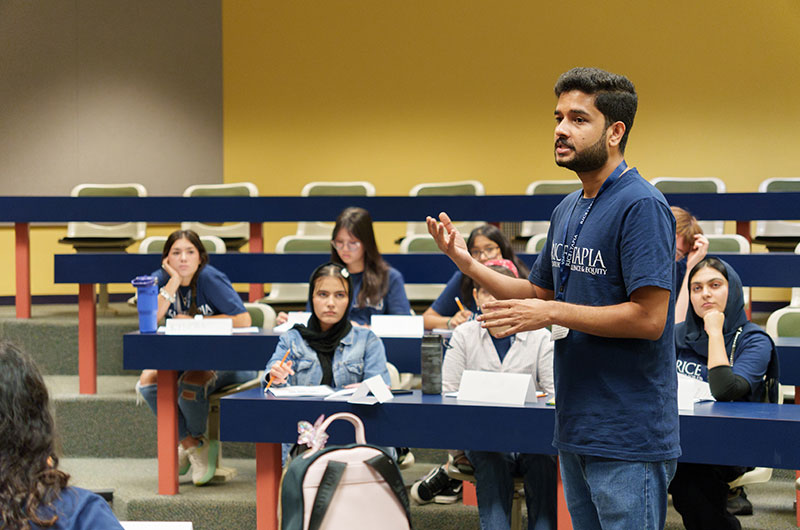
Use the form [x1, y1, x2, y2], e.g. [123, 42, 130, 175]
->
[554, 67, 638, 153]
[0, 341, 69, 529]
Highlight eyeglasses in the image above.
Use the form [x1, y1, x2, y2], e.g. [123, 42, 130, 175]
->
[331, 240, 362, 252]
[470, 245, 501, 260]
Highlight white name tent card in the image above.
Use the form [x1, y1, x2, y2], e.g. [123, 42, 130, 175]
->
[370, 315, 424, 338]
[268, 385, 335, 398]
[457, 370, 539, 406]
[273, 311, 311, 333]
[347, 374, 394, 405]
[165, 316, 233, 335]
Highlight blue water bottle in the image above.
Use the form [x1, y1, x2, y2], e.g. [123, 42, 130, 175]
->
[131, 275, 158, 333]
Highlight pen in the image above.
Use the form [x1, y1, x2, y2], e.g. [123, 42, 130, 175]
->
[454, 297, 466, 312]
[265, 348, 291, 391]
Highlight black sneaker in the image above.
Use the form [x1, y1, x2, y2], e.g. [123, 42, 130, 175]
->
[410, 465, 452, 505]
[396, 447, 415, 469]
[727, 486, 753, 516]
[434, 479, 463, 504]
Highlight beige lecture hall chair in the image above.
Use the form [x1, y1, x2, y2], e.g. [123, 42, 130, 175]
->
[181, 182, 258, 252]
[753, 178, 800, 251]
[650, 177, 726, 235]
[295, 181, 376, 236]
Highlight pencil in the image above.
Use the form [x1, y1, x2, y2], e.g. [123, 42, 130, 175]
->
[265, 348, 291, 391]
[454, 297, 466, 312]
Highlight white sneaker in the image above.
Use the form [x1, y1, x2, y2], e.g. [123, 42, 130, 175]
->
[186, 437, 219, 486]
[178, 444, 191, 476]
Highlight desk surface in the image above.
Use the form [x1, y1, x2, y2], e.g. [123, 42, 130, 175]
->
[221, 389, 800, 469]
[123, 331, 424, 374]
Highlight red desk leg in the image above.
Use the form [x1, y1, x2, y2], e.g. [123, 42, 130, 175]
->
[157, 369, 179, 495]
[15, 222, 31, 319]
[736, 220, 752, 243]
[556, 457, 573, 530]
[78, 284, 97, 394]
[249, 222, 264, 302]
[256, 442, 281, 530]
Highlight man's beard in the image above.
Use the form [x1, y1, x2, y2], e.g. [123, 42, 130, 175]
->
[555, 130, 608, 173]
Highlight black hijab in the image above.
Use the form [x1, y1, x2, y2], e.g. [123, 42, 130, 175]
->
[292, 262, 354, 358]
[675, 258, 749, 355]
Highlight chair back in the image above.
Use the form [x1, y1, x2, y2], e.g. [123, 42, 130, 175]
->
[399, 235, 446, 302]
[297, 181, 376, 236]
[651, 177, 726, 235]
[244, 302, 277, 329]
[181, 182, 258, 245]
[520, 180, 582, 238]
[66, 183, 147, 239]
[263, 236, 331, 304]
[405, 180, 485, 238]
[525, 233, 548, 253]
[138, 235, 227, 254]
[754, 178, 800, 241]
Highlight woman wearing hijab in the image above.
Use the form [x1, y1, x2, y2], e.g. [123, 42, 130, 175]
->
[669, 257, 779, 530]
[265, 262, 390, 389]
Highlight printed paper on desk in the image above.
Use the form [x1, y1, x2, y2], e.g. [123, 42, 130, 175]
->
[457, 370, 539, 406]
[347, 374, 394, 405]
[272, 312, 311, 333]
[370, 315, 423, 337]
[677, 373, 715, 411]
[165, 318, 233, 335]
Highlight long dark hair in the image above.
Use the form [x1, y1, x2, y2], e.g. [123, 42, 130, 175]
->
[460, 225, 530, 303]
[162, 230, 210, 316]
[0, 341, 69, 529]
[330, 207, 389, 308]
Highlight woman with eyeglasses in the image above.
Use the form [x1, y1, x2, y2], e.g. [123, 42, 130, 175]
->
[422, 224, 529, 330]
[326, 206, 412, 326]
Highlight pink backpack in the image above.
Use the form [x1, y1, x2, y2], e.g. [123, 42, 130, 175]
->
[280, 412, 413, 530]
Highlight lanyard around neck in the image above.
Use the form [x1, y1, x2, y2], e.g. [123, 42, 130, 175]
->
[556, 160, 628, 301]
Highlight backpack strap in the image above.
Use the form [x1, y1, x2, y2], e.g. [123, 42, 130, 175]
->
[308, 460, 346, 530]
[365, 453, 413, 528]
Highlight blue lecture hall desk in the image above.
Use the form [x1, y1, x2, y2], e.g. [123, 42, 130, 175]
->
[122, 330, 425, 495]
[220, 389, 800, 530]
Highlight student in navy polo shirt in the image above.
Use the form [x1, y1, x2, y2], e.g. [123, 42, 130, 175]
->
[422, 224, 529, 330]
[669, 257, 777, 529]
[1, 341, 123, 530]
[428, 67, 679, 529]
[136, 229, 254, 487]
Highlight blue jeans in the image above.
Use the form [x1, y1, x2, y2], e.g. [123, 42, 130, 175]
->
[137, 370, 256, 441]
[464, 450, 556, 530]
[558, 451, 677, 530]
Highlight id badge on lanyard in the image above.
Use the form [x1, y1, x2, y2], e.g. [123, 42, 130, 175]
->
[553, 161, 628, 339]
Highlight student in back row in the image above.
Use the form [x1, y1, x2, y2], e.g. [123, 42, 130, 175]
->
[277, 207, 412, 327]
[423, 224, 529, 330]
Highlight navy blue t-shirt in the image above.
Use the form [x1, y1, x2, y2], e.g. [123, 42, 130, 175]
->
[490, 335, 513, 363]
[32, 486, 123, 530]
[529, 166, 680, 462]
[152, 265, 246, 318]
[430, 270, 479, 316]
[676, 325, 772, 402]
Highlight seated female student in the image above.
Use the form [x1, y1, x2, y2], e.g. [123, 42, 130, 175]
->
[276, 207, 411, 327]
[266, 262, 390, 390]
[672, 206, 709, 323]
[412, 261, 556, 530]
[422, 224, 529, 330]
[136, 229, 254, 487]
[0, 341, 123, 529]
[669, 257, 778, 530]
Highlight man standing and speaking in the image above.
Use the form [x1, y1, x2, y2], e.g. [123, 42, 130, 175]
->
[427, 67, 679, 529]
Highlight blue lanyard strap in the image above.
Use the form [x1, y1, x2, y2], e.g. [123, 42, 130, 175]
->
[556, 161, 628, 300]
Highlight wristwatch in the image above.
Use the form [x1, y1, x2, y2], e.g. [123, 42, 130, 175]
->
[159, 288, 176, 304]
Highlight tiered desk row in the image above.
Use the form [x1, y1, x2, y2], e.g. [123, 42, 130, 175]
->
[4, 193, 800, 530]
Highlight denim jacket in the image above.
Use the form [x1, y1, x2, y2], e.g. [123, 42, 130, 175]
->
[264, 327, 390, 389]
